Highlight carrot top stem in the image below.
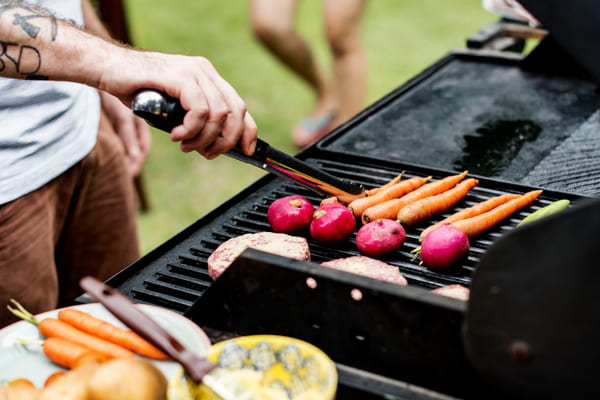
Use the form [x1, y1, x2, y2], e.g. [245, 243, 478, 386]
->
[15, 338, 45, 347]
[6, 299, 40, 326]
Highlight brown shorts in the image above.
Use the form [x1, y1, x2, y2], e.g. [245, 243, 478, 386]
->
[0, 112, 140, 327]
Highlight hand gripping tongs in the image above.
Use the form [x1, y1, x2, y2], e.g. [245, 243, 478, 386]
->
[131, 90, 365, 202]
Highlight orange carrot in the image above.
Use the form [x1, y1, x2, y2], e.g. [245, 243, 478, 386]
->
[41, 337, 106, 369]
[320, 196, 341, 205]
[365, 172, 404, 195]
[361, 171, 469, 224]
[348, 176, 431, 217]
[7, 378, 35, 388]
[450, 190, 543, 238]
[397, 178, 479, 226]
[58, 308, 167, 360]
[6, 300, 134, 360]
[44, 371, 68, 388]
[320, 172, 404, 205]
[38, 318, 135, 360]
[419, 193, 521, 241]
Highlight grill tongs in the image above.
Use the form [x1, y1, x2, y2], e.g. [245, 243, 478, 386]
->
[132, 90, 364, 202]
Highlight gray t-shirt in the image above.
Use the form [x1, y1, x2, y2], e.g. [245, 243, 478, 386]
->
[0, 0, 100, 205]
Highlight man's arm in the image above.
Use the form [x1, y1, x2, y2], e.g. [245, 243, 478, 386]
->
[0, 1, 109, 82]
[81, 0, 151, 177]
[0, 1, 257, 158]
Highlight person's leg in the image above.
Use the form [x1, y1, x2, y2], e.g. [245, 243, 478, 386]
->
[54, 112, 140, 307]
[250, 0, 334, 108]
[251, 0, 339, 147]
[324, 0, 367, 125]
[0, 185, 60, 327]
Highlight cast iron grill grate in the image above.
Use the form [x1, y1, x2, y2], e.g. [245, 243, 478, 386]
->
[110, 155, 581, 315]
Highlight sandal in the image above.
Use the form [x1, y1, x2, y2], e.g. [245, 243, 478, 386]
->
[292, 110, 338, 148]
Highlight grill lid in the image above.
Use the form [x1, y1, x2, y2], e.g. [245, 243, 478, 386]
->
[520, 0, 600, 84]
[465, 196, 600, 397]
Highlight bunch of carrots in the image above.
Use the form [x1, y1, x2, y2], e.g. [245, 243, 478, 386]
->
[322, 170, 543, 241]
[7, 300, 168, 371]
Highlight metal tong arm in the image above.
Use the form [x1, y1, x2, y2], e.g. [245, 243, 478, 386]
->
[79, 276, 215, 383]
[131, 90, 364, 199]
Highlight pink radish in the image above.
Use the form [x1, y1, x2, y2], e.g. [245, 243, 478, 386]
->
[268, 195, 314, 233]
[310, 203, 356, 243]
[356, 219, 406, 256]
[420, 224, 470, 269]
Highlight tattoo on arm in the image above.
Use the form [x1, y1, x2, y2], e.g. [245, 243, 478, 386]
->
[0, 1, 59, 41]
[0, 40, 46, 79]
[0, 1, 68, 79]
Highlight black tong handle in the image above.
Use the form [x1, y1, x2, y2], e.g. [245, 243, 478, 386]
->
[131, 90, 364, 197]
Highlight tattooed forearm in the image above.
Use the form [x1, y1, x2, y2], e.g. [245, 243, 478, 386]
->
[0, 1, 61, 41]
[0, 40, 46, 79]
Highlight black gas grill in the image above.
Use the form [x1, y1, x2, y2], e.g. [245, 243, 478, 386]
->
[87, 8, 600, 399]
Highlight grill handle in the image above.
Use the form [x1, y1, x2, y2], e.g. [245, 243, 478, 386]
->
[131, 90, 365, 200]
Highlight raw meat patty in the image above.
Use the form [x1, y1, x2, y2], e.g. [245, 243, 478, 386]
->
[321, 256, 407, 286]
[431, 284, 470, 301]
[207, 232, 310, 280]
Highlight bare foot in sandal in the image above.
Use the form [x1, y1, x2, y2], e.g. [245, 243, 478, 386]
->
[292, 109, 338, 148]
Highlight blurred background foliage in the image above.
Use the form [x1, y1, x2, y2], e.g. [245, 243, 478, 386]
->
[121, 0, 495, 254]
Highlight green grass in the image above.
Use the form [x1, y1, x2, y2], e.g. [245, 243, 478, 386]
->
[123, 0, 495, 254]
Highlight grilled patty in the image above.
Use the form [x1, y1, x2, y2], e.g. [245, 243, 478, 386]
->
[207, 232, 310, 280]
[430, 284, 470, 301]
[321, 256, 407, 286]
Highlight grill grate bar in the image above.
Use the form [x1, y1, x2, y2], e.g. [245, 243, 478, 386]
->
[130, 288, 193, 313]
[156, 266, 211, 287]
[142, 279, 204, 301]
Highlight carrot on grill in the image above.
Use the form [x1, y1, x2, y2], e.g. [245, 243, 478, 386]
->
[319, 172, 404, 206]
[361, 171, 469, 224]
[348, 175, 430, 217]
[419, 193, 521, 241]
[396, 178, 479, 226]
[58, 308, 168, 360]
[449, 190, 543, 238]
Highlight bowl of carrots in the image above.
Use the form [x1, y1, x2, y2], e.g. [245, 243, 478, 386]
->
[168, 334, 338, 400]
[0, 301, 211, 389]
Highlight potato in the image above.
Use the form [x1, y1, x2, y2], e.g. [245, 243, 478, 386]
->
[87, 359, 167, 400]
[0, 385, 42, 400]
[41, 363, 101, 400]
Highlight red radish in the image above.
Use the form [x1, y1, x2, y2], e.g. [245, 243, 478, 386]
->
[420, 224, 470, 269]
[310, 203, 356, 243]
[268, 195, 314, 233]
[356, 219, 406, 256]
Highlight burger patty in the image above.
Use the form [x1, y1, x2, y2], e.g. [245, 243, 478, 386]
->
[430, 284, 470, 301]
[321, 256, 408, 286]
[207, 232, 311, 280]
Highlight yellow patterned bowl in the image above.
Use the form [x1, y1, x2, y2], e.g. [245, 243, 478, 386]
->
[168, 335, 337, 400]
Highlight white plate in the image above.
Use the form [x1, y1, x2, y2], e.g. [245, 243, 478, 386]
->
[0, 303, 211, 387]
